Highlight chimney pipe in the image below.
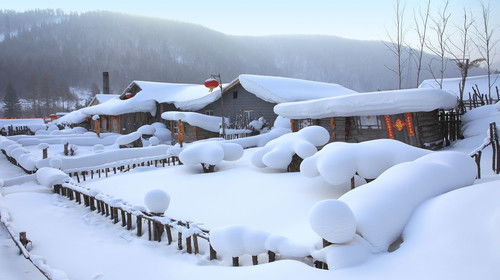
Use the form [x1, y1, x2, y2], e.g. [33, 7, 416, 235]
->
[103, 72, 110, 94]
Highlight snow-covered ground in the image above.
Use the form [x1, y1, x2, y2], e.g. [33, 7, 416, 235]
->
[0, 104, 499, 279]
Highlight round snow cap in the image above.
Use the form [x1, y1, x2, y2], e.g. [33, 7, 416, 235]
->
[309, 200, 356, 244]
[144, 189, 170, 214]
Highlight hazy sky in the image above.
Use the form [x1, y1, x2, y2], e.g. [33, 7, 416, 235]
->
[2, 0, 499, 65]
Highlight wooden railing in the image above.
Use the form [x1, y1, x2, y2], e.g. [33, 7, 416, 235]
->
[470, 122, 499, 178]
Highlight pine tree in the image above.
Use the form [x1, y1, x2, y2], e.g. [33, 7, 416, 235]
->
[3, 81, 22, 117]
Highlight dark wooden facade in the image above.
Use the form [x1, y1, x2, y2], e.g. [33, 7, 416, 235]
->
[290, 110, 447, 150]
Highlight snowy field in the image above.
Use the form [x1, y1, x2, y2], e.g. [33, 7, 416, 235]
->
[0, 104, 499, 279]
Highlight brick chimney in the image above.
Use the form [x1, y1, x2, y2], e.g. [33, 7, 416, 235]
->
[103, 72, 110, 94]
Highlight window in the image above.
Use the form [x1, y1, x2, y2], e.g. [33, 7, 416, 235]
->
[233, 91, 238, 99]
[357, 116, 382, 129]
[205, 110, 214, 116]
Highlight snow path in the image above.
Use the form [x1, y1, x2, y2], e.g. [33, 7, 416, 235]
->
[0, 156, 46, 280]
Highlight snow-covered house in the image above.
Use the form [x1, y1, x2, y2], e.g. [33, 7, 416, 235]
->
[193, 74, 357, 128]
[274, 88, 458, 149]
[419, 74, 500, 101]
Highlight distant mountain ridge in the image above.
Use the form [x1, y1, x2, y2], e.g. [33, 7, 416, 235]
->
[0, 10, 484, 114]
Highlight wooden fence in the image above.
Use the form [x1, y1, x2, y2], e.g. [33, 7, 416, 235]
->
[0, 125, 34, 136]
[439, 109, 462, 147]
[52, 181, 285, 267]
[67, 156, 181, 183]
[460, 86, 499, 113]
[470, 122, 499, 178]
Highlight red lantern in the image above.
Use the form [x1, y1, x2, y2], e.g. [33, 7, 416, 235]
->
[204, 78, 219, 92]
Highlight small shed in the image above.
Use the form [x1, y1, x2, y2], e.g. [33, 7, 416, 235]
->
[274, 88, 458, 149]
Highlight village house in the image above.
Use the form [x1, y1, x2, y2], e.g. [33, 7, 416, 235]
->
[274, 88, 459, 149]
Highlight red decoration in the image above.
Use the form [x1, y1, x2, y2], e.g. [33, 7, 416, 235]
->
[204, 78, 219, 92]
[384, 115, 395, 139]
[393, 118, 406, 131]
[404, 113, 415, 136]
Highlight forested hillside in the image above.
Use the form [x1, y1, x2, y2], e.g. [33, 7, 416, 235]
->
[0, 10, 480, 116]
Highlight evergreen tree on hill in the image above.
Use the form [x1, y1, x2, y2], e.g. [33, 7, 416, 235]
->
[3, 81, 22, 118]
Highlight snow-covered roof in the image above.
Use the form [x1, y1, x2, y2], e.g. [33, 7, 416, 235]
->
[92, 94, 119, 104]
[274, 88, 458, 119]
[56, 75, 356, 125]
[419, 74, 500, 100]
[184, 74, 357, 107]
[161, 111, 228, 133]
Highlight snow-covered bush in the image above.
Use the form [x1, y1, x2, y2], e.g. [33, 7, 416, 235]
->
[309, 200, 356, 244]
[301, 139, 431, 185]
[93, 144, 105, 153]
[339, 151, 476, 253]
[251, 126, 329, 171]
[179, 142, 243, 173]
[144, 189, 170, 214]
[35, 167, 71, 187]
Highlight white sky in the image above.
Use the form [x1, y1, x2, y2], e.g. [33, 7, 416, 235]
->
[1, 0, 499, 66]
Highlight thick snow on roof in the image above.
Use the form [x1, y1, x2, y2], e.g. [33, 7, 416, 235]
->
[419, 74, 500, 99]
[274, 88, 458, 119]
[94, 94, 119, 104]
[125, 81, 218, 111]
[161, 111, 228, 132]
[184, 74, 357, 108]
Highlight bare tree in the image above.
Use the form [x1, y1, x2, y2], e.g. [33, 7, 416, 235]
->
[412, 0, 431, 87]
[449, 9, 484, 103]
[426, 0, 451, 89]
[474, 1, 499, 99]
[385, 0, 406, 89]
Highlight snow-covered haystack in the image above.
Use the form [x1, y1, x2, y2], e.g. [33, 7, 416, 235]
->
[210, 225, 310, 265]
[251, 126, 329, 171]
[301, 139, 431, 184]
[35, 167, 71, 187]
[309, 151, 476, 269]
[179, 142, 243, 173]
[144, 189, 170, 215]
[309, 200, 356, 244]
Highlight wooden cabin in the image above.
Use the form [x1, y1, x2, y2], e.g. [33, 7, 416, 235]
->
[275, 88, 459, 150]
[195, 74, 357, 129]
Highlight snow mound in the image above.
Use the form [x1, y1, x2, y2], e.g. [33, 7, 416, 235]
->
[339, 151, 476, 252]
[144, 189, 170, 214]
[151, 122, 172, 144]
[251, 126, 329, 170]
[36, 167, 71, 187]
[148, 136, 160, 146]
[137, 124, 156, 135]
[115, 132, 141, 146]
[179, 142, 243, 167]
[264, 235, 311, 258]
[309, 200, 356, 244]
[301, 139, 431, 184]
[210, 225, 248, 257]
[228, 116, 291, 148]
[312, 235, 373, 269]
[461, 103, 500, 138]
